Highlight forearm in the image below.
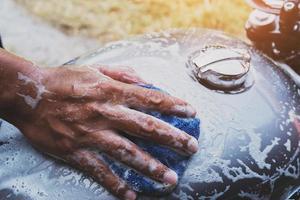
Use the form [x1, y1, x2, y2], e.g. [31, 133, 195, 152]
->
[0, 49, 41, 121]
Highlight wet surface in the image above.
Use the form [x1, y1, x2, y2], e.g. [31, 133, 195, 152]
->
[0, 29, 299, 200]
[188, 45, 253, 94]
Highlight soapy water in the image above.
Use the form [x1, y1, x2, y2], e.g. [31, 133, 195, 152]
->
[0, 29, 299, 199]
[17, 72, 48, 109]
[0, 122, 113, 200]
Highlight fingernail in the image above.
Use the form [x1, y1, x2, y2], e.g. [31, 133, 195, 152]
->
[172, 105, 196, 117]
[163, 170, 178, 185]
[188, 137, 199, 154]
[124, 190, 137, 200]
[185, 104, 197, 117]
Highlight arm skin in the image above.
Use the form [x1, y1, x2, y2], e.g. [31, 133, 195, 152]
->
[0, 49, 199, 200]
[0, 49, 42, 120]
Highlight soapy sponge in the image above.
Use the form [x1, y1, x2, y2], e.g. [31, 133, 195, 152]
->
[102, 85, 200, 195]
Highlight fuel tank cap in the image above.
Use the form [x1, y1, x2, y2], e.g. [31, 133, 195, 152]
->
[188, 45, 254, 94]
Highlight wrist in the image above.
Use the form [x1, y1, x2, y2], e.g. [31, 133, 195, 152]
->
[0, 49, 42, 122]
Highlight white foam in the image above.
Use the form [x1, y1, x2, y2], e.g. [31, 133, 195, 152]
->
[148, 160, 157, 173]
[288, 110, 300, 123]
[247, 130, 280, 170]
[17, 72, 48, 109]
[284, 139, 291, 152]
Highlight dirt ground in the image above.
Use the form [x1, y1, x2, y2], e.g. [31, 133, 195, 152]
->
[0, 0, 101, 66]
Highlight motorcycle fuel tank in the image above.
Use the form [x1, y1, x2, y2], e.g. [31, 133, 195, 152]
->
[0, 29, 299, 200]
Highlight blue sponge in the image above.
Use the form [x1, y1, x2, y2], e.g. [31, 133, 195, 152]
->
[102, 85, 200, 195]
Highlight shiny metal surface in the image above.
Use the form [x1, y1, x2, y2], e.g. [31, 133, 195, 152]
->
[189, 45, 252, 93]
[247, 10, 277, 31]
[0, 29, 299, 200]
[246, 0, 284, 14]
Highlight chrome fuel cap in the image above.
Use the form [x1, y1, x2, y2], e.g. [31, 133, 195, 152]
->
[189, 45, 254, 94]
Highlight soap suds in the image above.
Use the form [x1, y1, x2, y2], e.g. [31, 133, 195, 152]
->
[17, 72, 48, 109]
[284, 139, 291, 152]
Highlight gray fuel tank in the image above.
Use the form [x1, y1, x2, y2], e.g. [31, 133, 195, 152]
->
[0, 29, 299, 200]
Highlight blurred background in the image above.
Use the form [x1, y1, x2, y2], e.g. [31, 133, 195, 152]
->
[0, 0, 251, 66]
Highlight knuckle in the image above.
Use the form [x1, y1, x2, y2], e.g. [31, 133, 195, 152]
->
[142, 117, 156, 132]
[149, 93, 164, 105]
[141, 90, 164, 105]
[85, 102, 97, 111]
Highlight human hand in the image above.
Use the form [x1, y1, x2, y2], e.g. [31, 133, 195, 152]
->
[8, 65, 198, 200]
